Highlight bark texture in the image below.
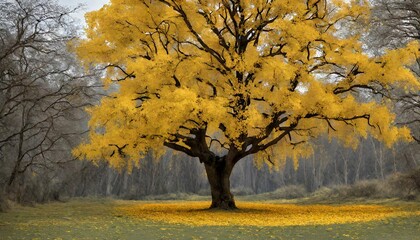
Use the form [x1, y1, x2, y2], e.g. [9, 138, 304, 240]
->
[203, 156, 237, 210]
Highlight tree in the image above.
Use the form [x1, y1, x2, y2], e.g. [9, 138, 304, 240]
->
[369, 0, 420, 144]
[74, 0, 420, 209]
[0, 0, 98, 199]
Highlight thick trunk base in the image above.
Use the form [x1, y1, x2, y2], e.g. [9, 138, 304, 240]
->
[204, 161, 237, 210]
[209, 194, 237, 210]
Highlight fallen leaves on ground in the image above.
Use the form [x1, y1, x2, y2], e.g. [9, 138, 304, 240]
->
[115, 201, 420, 226]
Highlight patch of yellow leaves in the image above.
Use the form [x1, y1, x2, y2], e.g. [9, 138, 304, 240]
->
[115, 201, 419, 226]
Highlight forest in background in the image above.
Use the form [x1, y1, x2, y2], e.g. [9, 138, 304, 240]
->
[0, 0, 419, 208]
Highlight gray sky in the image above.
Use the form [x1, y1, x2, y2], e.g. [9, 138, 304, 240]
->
[57, 0, 110, 24]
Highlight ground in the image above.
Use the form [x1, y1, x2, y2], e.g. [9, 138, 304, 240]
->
[0, 198, 419, 239]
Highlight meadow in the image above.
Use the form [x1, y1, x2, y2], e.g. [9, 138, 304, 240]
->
[0, 198, 419, 239]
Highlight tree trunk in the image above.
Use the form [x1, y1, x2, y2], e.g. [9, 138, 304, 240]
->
[8, 106, 26, 187]
[204, 160, 237, 210]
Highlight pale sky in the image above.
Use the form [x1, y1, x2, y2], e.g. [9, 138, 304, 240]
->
[57, 0, 110, 24]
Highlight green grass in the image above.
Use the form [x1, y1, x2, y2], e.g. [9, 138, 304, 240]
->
[0, 198, 419, 240]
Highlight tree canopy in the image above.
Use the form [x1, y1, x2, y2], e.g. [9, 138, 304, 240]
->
[75, 0, 419, 169]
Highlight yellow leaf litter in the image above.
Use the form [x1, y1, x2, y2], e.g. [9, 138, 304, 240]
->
[115, 201, 419, 226]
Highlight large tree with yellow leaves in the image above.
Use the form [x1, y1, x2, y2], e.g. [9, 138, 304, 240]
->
[74, 0, 419, 209]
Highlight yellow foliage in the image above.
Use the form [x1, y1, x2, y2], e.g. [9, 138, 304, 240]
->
[74, 0, 419, 169]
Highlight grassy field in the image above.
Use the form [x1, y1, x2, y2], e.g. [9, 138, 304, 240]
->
[0, 198, 419, 239]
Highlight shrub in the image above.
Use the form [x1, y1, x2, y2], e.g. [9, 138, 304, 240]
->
[231, 187, 255, 196]
[267, 185, 308, 199]
[337, 180, 380, 198]
[311, 168, 420, 201]
[387, 168, 420, 200]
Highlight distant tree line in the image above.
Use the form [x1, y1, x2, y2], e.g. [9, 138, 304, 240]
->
[55, 136, 417, 200]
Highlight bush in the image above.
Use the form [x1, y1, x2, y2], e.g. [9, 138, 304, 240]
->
[265, 185, 308, 199]
[310, 168, 420, 201]
[333, 180, 380, 198]
[387, 168, 420, 200]
[231, 187, 255, 196]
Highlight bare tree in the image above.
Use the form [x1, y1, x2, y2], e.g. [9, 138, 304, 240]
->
[0, 0, 99, 201]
